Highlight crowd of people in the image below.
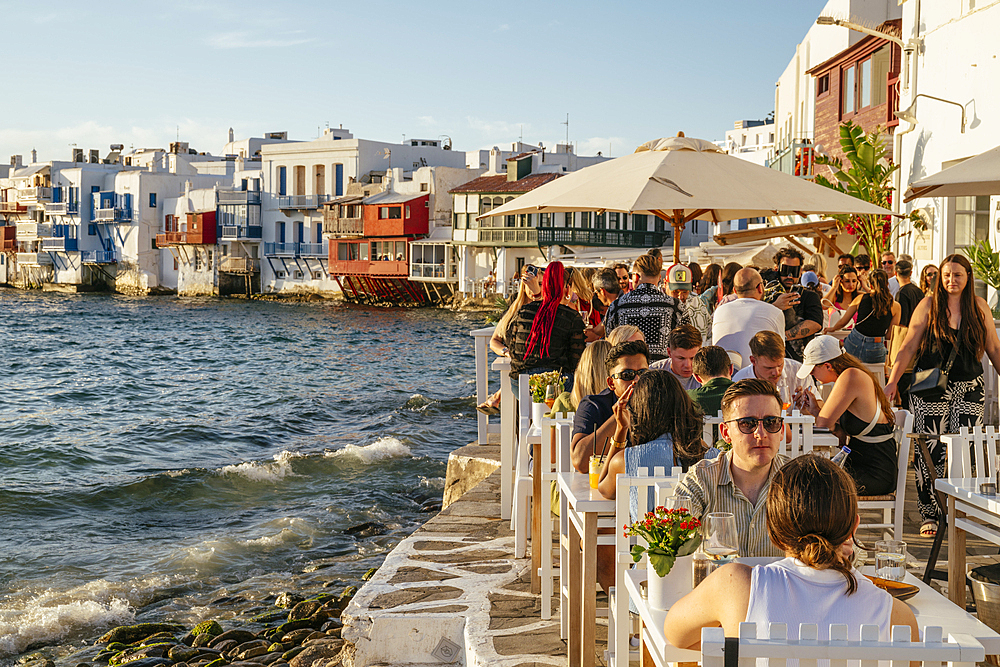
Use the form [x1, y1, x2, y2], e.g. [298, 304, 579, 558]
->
[482, 245, 1000, 645]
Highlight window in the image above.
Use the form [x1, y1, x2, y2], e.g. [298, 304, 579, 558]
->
[149, 193, 157, 208]
[565, 211, 574, 227]
[633, 214, 648, 232]
[151, 238, 156, 250]
[842, 66, 856, 115]
[313, 271, 323, 280]
[277, 166, 287, 196]
[294, 270, 303, 279]
[817, 74, 830, 96]
[954, 195, 990, 249]
[859, 58, 872, 109]
[580, 211, 591, 229]
[173, 258, 178, 271]
[88, 224, 96, 236]
[379, 206, 401, 219]
[195, 252, 203, 271]
[405, 205, 411, 219]
[540, 212, 551, 226]
[420, 183, 428, 192]
[609, 212, 620, 230]
[276, 270, 286, 279]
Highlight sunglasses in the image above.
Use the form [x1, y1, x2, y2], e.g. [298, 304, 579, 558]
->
[725, 416, 784, 434]
[611, 368, 647, 382]
[522, 264, 539, 277]
[882, 260, 895, 265]
[779, 265, 801, 278]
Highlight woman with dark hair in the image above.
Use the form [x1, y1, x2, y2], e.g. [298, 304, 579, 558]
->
[886, 254, 1000, 536]
[597, 370, 710, 501]
[594, 369, 712, 591]
[825, 269, 900, 364]
[506, 260, 586, 386]
[699, 263, 721, 297]
[793, 336, 897, 496]
[687, 262, 703, 295]
[699, 261, 741, 314]
[664, 455, 918, 649]
[919, 264, 939, 295]
[822, 265, 863, 328]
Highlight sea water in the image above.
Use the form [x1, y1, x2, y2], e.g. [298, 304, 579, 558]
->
[0, 289, 482, 665]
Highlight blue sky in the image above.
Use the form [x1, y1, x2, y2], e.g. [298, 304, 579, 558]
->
[0, 1, 826, 162]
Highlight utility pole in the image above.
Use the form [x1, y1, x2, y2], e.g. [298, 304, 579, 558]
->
[561, 113, 569, 145]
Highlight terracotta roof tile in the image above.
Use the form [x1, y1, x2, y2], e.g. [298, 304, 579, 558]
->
[448, 172, 561, 194]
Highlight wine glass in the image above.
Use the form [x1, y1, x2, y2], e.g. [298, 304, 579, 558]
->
[544, 384, 558, 409]
[702, 512, 739, 561]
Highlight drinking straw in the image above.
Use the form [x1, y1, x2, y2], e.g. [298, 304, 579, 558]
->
[597, 428, 612, 461]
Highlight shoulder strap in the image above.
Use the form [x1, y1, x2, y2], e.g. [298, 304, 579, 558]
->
[858, 401, 882, 438]
[942, 342, 959, 374]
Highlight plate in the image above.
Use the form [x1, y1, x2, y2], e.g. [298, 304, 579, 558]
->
[865, 574, 919, 601]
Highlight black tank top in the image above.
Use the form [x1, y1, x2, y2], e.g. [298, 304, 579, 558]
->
[915, 327, 983, 382]
[854, 294, 893, 337]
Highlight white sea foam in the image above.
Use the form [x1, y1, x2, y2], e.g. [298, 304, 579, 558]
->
[0, 597, 134, 657]
[326, 437, 410, 464]
[419, 476, 445, 489]
[220, 450, 303, 482]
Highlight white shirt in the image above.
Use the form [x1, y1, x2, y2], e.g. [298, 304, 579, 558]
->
[888, 276, 899, 297]
[649, 357, 701, 390]
[711, 298, 785, 371]
[732, 358, 816, 406]
[746, 557, 893, 645]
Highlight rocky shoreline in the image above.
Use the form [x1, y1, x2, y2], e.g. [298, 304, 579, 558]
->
[24, 584, 367, 667]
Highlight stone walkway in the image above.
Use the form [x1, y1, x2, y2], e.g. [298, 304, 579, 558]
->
[342, 443, 1000, 666]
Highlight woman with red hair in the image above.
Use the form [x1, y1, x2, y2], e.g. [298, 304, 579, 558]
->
[506, 261, 586, 385]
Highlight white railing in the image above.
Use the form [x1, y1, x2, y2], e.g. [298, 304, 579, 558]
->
[16, 187, 52, 202]
[16, 223, 52, 240]
[17, 252, 52, 265]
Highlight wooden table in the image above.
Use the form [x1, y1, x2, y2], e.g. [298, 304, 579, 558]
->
[557, 470, 615, 667]
[625, 559, 1000, 666]
[935, 477, 1000, 606]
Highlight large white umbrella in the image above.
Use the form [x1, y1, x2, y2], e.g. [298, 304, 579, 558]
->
[904, 144, 1000, 202]
[482, 136, 893, 262]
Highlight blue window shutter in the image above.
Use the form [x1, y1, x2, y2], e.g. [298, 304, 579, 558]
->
[335, 164, 343, 197]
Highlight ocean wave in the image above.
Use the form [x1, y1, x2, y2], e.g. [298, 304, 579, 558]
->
[219, 450, 304, 483]
[403, 394, 432, 411]
[325, 437, 410, 464]
[0, 597, 134, 657]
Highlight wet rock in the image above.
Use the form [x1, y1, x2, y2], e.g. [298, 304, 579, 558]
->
[237, 647, 268, 661]
[203, 659, 227, 667]
[266, 643, 284, 653]
[274, 593, 303, 609]
[252, 653, 283, 665]
[280, 647, 304, 662]
[361, 568, 378, 581]
[169, 646, 201, 663]
[111, 644, 170, 665]
[211, 639, 238, 653]
[419, 498, 442, 513]
[192, 634, 215, 648]
[323, 628, 342, 640]
[140, 633, 177, 645]
[191, 621, 224, 638]
[319, 619, 342, 631]
[272, 619, 319, 637]
[280, 630, 313, 645]
[249, 610, 287, 625]
[338, 586, 357, 602]
[303, 632, 326, 643]
[342, 522, 386, 538]
[287, 640, 343, 667]
[99, 624, 186, 645]
[209, 630, 257, 648]
[118, 659, 173, 667]
[287, 601, 323, 621]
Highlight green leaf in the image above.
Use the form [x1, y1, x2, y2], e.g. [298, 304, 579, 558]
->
[676, 534, 703, 557]
[648, 552, 676, 578]
[631, 544, 647, 563]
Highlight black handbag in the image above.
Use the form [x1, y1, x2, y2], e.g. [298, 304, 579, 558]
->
[910, 344, 958, 398]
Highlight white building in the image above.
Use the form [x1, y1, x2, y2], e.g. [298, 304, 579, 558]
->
[895, 1, 1000, 289]
[259, 128, 466, 294]
[724, 120, 775, 167]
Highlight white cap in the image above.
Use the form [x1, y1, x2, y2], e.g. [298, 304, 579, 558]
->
[796, 335, 843, 378]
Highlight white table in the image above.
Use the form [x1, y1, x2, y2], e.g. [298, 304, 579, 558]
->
[626, 560, 1000, 666]
[557, 470, 616, 667]
[935, 477, 1000, 606]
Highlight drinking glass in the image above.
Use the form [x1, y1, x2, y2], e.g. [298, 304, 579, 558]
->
[544, 384, 557, 409]
[874, 540, 907, 581]
[702, 512, 739, 560]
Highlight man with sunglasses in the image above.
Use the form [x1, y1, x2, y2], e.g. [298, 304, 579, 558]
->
[570, 340, 649, 473]
[674, 378, 786, 557]
[765, 247, 824, 363]
[613, 264, 631, 294]
[881, 251, 899, 297]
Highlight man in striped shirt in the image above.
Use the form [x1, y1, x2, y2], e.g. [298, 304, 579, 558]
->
[674, 378, 786, 557]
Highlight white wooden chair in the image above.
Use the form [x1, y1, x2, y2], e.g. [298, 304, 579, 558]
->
[863, 361, 887, 386]
[701, 623, 984, 666]
[857, 409, 914, 542]
[538, 414, 574, 620]
[510, 374, 540, 557]
[610, 467, 682, 667]
[779, 409, 815, 458]
[943, 425, 1000, 479]
[703, 409, 724, 450]
[725, 350, 742, 371]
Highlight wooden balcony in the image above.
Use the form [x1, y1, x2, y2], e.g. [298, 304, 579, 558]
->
[219, 257, 260, 273]
[0, 202, 28, 214]
[0, 226, 15, 250]
[17, 252, 53, 265]
[329, 259, 408, 277]
[452, 227, 538, 246]
[156, 231, 215, 246]
[536, 227, 669, 248]
[322, 216, 364, 237]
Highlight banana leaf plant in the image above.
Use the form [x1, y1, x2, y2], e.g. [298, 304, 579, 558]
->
[813, 121, 923, 258]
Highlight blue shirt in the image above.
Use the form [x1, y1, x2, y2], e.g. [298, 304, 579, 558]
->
[572, 388, 617, 439]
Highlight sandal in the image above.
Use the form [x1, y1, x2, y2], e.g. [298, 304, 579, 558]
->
[920, 520, 938, 538]
[476, 402, 500, 416]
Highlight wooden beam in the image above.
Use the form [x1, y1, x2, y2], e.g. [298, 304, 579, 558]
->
[813, 229, 843, 256]
[786, 237, 813, 256]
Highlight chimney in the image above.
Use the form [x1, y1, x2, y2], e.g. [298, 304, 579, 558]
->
[30, 149, 37, 163]
[10, 155, 23, 168]
[228, 127, 234, 142]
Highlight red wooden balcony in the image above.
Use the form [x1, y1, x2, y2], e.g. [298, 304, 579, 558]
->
[0, 225, 15, 250]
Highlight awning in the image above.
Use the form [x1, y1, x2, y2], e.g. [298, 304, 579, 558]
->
[714, 219, 843, 257]
[904, 144, 1000, 202]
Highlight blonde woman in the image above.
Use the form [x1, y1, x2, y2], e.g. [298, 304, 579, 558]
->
[550, 340, 613, 415]
[607, 324, 644, 346]
[565, 266, 601, 342]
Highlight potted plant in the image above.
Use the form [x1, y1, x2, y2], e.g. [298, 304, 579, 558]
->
[528, 370, 564, 422]
[626, 506, 702, 610]
[963, 238, 1000, 319]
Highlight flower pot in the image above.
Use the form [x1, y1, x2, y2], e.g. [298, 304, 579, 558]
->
[646, 555, 694, 611]
[531, 400, 546, 424]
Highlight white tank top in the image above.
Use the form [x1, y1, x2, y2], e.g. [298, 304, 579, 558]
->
[746, 557, 893, 642]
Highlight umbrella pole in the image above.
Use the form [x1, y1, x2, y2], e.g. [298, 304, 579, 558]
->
[672, 213, 684, 264]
